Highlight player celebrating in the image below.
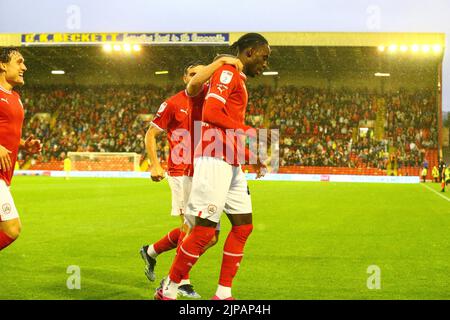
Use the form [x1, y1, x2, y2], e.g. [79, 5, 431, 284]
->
[156, 33, 271, 300]
[140, 57, 243, 298]
[0, 47, 42, 251]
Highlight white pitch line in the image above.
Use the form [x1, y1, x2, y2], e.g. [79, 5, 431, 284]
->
[422, 183, 450, 202]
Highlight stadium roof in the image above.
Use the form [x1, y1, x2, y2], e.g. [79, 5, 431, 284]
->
[19, 44, 441, 85]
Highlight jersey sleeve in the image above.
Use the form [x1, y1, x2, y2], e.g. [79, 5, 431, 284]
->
[202, 65, 255, 135]
[151, 99, 174, 131]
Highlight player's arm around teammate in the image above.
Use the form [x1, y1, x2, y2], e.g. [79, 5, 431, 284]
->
[186, 55, 243, 97]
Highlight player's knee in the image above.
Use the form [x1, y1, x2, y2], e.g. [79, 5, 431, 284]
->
[190, 225, 217, 247]
[231, 224, 253, 241]
[243, 224, 253, 237]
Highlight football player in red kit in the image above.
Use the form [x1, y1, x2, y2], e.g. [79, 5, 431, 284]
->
[0, 47, 42, 252]
[140, 56, 243, 298]
[156, 33, 271, 300]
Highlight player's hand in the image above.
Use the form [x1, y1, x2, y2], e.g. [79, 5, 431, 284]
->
[150, 164, 165, 182]
[219, 56, 244, 72]
[23, 135, 42, 154]
[0, 145, 12, 172]
[253, 159, 267, 179]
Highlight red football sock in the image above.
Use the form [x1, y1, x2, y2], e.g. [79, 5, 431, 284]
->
[169, 225, 216, 283]
[219, 224, 253, 287]
[178, 230, 186, 248]
[153, 228, 181, 254]
[0, 231, 15, 251]
[177, 230, 190, 281]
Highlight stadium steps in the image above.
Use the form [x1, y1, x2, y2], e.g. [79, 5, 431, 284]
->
[50, 111, 59, 129]
[443, 146, 450, 165]
[140, 159, 149, 172]
[352, 127, 358, 141]
[425, 148, 439, 180]
[374, 98, 386, 141]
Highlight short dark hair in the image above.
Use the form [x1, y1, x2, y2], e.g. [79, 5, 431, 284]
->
[183, 61, 203, 75]
[230, 33, 268, 54]
[0, 47, 20, 63]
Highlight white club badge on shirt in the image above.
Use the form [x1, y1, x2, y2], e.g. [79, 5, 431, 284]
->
[157, 102, 168, 116]
[219, 70, 233, 84]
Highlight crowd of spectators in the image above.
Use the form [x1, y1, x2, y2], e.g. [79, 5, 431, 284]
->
[19, 85, 180, 163]
[18, 85, 437, 170]
[245, 86, 436, 169]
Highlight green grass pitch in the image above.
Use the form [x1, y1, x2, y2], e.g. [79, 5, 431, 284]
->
[1, 176, 449, 300]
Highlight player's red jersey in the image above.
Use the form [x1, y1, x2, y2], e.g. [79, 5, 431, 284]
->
[0, 86, 24, 186]
[151, 90, 192, 177]
[197, 65, 254, 166]
[185, 84, 208, 177]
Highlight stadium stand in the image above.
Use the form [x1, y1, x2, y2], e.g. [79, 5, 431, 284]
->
[18, 85, 438, 178]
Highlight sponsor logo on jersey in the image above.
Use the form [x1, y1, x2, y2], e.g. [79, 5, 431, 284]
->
[219, 70, 233, 84]
[0, 98, 9, 104]
[180, 109, 188, 115]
